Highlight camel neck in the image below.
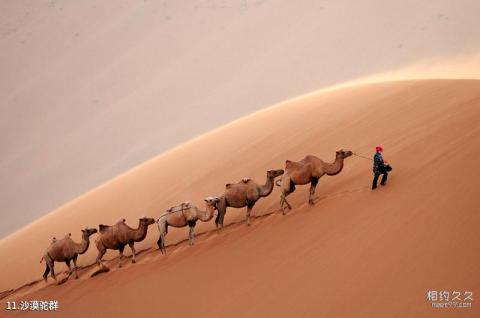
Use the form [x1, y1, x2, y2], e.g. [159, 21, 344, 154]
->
[198, 206, 215, 222]
[324, 157, 344, 176]
[75, 234, 91, 254]
[259, 176, 275, 197]
[132, 223, 149, 242]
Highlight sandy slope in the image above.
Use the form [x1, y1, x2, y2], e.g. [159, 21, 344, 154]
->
[2, 0, 480, 238]
[1, 79, 479, 317]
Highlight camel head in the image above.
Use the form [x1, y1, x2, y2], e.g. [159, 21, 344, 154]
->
[205, 196, 220, 208]
[336, 149, 353, 159]
[266, 168, 284, 179]
[205, 196, 220, 218]
[81, 227, 98, 237]
[139, 217, 156, 227]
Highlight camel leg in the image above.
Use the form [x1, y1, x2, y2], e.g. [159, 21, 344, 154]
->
[309, 177, 319, 205]
[91, 246, 111, 277]
[188, 222, 195, 246]
[219, 212, 225, 229]
[281, 178, 294, 213]
[160, 232, 166, 254]
[246, 202, 255, 226]
[96, 247, 108, 269]
[128, 242, 137, 264]
[284, 197, 292, 210]
[56, 260, 72, 285]
[65, 259, 73, 278]
[280, 191, 288, 214]
[216, 201, 227, 230]
[42, 264, 50, 283]
[47, 259, 57, 283]
[281, 191, 292, 214]
[157, 220, 165, 250]
[73, 255, 79, 279]
[157, 220, 167, 254]
[189, 226, 194, 245]
[215, 212, 224, 230]
[118, 245, 125, 268]
[216, 213, 223, 232]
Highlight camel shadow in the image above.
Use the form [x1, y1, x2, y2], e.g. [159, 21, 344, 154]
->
[90, 266, 110, 277]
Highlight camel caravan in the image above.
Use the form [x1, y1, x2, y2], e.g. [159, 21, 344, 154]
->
[41, 150, 353, 284]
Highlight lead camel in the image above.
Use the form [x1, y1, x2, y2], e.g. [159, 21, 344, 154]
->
[277, 149, 353, 212]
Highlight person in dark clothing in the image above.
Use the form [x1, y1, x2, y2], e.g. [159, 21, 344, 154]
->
[372, 145, 388, 190]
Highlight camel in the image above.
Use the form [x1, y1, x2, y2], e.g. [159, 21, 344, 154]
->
[40, 227, 98, 284]
[94, 217, 156, 272]
[215, 168, 284, 228]
[277, 149, 353, 212]
[156, 197, 220, 254]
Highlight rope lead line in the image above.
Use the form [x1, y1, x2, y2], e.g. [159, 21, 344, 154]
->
[352, 152, 373, 161]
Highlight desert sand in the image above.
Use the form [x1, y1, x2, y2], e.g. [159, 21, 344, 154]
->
[1, 79, 479, 317]
[2, 0, 480, 238]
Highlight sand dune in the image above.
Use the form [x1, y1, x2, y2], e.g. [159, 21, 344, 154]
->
[1, 79, 479, 317]
[3, 0, 480, 238]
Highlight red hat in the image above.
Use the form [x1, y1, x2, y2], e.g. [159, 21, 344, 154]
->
[376, 145, 383, 152]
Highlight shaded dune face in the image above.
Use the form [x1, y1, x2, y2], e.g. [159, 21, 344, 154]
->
[1, 80, 480, 318]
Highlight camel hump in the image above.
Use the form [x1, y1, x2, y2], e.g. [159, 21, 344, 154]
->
[168, 202, 190, 213]
[99, 224, 111, 233]
[226, 183, 232, 188]
[304, 154, 319, 162]
[285, 160, 293, 167]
